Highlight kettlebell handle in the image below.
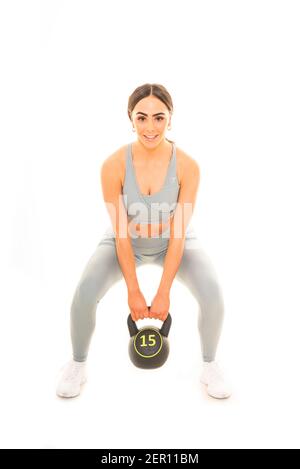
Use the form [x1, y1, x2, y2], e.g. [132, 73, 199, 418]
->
[127, 306, 172, 338]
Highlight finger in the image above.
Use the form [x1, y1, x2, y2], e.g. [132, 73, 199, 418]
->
[131, 312, 137, 322]
[133, 310, 138, 320]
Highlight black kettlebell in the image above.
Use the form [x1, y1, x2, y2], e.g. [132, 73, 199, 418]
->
[127, 306, 172, 369]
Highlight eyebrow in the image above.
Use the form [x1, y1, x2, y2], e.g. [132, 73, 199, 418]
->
[136, 112, 166, 117]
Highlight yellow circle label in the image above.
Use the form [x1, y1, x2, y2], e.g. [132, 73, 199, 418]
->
[133, 328, 163, 358]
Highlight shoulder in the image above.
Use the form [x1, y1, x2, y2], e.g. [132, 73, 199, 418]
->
[101, 143, 127, 166]
[176, 145, 201, 184]
[100, 144, 127, 179]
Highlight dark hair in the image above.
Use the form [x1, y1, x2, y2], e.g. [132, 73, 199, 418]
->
[127, 83, 173, 121]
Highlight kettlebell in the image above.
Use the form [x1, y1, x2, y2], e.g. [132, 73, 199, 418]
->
[127, 306, 172, 369]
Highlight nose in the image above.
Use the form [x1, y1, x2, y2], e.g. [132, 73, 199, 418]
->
[146, 123, 156, 132]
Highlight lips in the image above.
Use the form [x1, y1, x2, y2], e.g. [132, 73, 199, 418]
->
[144, 135, 158, 140]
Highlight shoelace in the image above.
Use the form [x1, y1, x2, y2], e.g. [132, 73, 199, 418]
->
[207, 363, 224, 381]
[63, 363, 84, 382]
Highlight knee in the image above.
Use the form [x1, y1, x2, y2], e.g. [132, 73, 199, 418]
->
[197, 276, 224, 311]
[71, 275, 100, 309]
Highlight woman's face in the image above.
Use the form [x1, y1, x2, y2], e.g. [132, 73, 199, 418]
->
[131, 95, 171, 147]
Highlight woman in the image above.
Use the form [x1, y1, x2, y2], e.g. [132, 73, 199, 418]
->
[56, 83, 232, 399]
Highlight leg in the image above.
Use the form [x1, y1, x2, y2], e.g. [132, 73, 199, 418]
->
[153, 244, 231, 399]
[57, 239, 145, 398]
[154, 245, 225, 363]
[70, 241, 143, 362]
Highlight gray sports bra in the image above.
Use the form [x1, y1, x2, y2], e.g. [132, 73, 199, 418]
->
[122, 140, 180, 225]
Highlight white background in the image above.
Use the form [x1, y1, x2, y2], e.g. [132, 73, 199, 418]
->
[0, 0, 299, 449]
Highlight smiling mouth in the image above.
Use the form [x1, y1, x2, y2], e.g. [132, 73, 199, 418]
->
[144, 135, 158, 140]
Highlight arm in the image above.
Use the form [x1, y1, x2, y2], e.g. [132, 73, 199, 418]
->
[157, 157, 201, 294]
[100, 157, 140, 293]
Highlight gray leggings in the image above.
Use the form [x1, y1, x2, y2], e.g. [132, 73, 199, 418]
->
[70, 239, 225, 363]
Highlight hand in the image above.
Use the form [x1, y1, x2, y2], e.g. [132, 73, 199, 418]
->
[149, 291, 170, 321]
[128, 289, 149, 321]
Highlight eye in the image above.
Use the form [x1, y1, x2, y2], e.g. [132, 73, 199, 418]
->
[137, 116, 164, 121]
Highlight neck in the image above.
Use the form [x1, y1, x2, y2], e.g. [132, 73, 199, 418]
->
[133, 138, 173, 162]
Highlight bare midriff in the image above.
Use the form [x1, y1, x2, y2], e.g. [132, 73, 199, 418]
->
[128, 219, 171, 238]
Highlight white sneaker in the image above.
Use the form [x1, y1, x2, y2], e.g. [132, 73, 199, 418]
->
[56, 360, 87, 398]
[200, 361, 232, 399]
